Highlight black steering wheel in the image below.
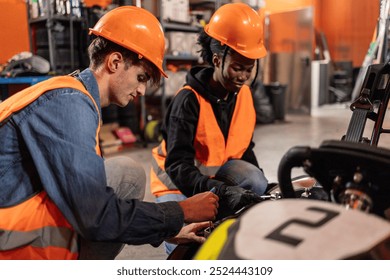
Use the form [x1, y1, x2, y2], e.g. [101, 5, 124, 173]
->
[277, 140, 390, 217]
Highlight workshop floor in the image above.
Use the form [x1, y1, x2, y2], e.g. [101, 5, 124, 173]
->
[111, 104, 390, 260]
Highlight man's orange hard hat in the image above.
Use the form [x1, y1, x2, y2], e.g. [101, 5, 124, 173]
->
[89, 6, 168, 77]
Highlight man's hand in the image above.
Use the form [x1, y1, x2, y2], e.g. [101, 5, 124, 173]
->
[178, 191, 219, 223]
[165, 222, 210, 245]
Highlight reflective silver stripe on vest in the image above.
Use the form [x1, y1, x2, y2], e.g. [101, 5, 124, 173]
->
[157, 144, 164, 156]
[151, 157, 178, 191]
[0, 226, 78, 253]
[194, 159, 221, 177]
[154, 144, 220, 184]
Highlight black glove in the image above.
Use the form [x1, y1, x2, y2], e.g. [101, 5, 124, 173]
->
[215, 185, 263, 220]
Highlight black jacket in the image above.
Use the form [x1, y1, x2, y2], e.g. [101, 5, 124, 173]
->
[162, 66, 260, 197]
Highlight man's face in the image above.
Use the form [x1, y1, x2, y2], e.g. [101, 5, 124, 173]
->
[109, 60, 150, 107]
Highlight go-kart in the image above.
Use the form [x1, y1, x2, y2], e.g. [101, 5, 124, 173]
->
[168, 62, 390, 260]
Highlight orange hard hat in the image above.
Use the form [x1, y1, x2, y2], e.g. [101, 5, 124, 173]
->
[204, 3, 267, 59]
[89, 6, 167, 78]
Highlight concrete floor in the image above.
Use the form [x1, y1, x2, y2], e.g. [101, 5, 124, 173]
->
[111, 104, 390, 260]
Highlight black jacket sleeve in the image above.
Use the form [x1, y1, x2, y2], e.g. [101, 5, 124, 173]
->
[163, 89, 225, 197]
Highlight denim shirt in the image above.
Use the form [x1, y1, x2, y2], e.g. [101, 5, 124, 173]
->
[0, 68, 183, 245]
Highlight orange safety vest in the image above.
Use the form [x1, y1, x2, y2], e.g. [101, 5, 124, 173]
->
[0, 76, 101, 260]
[151, 85, 256, 197]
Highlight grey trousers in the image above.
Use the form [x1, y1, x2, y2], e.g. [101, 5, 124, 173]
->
[78, 155, 146, 260]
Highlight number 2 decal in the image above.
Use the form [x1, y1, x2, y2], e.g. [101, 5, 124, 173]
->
[265, 206, 340, 246]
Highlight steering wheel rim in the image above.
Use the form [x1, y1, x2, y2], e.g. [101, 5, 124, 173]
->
[277, 140, 390, 216]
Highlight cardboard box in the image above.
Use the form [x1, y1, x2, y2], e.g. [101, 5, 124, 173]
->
[99, 122, 123, 155]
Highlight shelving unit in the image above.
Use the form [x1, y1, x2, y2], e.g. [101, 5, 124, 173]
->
[26, 1, 87, 75]
[189, 0, 227, 9]
[151, 0, 227, 116]
[0, 76, 51, 100]
[138, 0, 226, 143]
[160, 22, 201, 116]
[139, 20, 201, 143]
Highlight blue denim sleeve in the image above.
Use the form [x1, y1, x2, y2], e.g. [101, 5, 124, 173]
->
[16, 89, 184, 245]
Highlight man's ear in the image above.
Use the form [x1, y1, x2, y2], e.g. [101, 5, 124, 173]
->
[107, 52, 123, 72]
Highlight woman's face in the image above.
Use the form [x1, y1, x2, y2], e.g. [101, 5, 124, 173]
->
[214, 50, 256, 93]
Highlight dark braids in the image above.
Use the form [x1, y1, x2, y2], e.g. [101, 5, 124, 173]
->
[251, 60, 259, 89]
[197, 29, 228, 66]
